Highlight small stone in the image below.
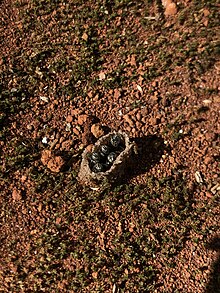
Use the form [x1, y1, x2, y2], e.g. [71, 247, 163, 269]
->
[27, 124, 34, 131]
[141, 125, 147, 133]
[78, 114, 89, 125]
[210, 183, 220, 194]
[49, 138, 59, 150]
[137, 84, 143, 94]
[114, 89, 121, 99]
[12, 188, 22, 201]
[73, 128, 80, 136]
[150, 117, 159, 125]
[205, 132, 216, 141]
[159, 116, 165, 123]
[82, 116, 94, 145]
[41, 150, 52, 166]
[162, 0, 172, 7]
[162, 97, 169, 107]
[47, 156, 65, 173]
[61, 140, 72, 151]
[203, 19, 209, 26]
[205, 191, 213, 198]
[41, 149, 64, 172]
[40, 96, 49, 102]
[136, 112, 142, 121]
[141, 117, 147, 123]
[170, 157, 175, 164]
[130, 54, 137, 66]
[71, 109, 80, 116]
[149, 95, 158, 104]
[203, 99, 212, 105]
[204, 156, 213, 165]
[136, 121, 143, 130]
[91, 123, 105, 138]
[125, 125, 132, 133]
[165, 2, 177, 16]
[213, 96, 220, 103]
[92, 272, 98, 279]
[123, 114, 135, 127]
[21, 175, 27, 183]
[86, 144, 93, 152]
[66, 115, 73, 123]
[99, 72, 106, 80]
[203, 8, 210, 17]
[88, 91, 93, 98]
[82, 32, 88, 41]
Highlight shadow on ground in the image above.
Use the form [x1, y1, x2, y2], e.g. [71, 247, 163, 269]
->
[119, 134, 166, 184]
[205, 236, 220, 293]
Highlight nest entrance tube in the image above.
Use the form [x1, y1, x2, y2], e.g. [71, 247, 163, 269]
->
[78, 131, 136, 187]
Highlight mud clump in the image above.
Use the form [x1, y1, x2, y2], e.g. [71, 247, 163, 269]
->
[41, 150, 65, 173]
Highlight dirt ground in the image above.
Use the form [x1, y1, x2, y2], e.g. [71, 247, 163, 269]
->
[0, 0, 219, 292]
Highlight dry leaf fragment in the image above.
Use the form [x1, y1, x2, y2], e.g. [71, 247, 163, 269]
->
[113, 284, 117, 293]
[137, 84, 143, 94]
[40, 96, 49, 102]
[195, 171, 203, 184]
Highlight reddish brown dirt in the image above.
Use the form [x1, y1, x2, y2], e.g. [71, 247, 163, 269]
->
[0, 0, 219, 292]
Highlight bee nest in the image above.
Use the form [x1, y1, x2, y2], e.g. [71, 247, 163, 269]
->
[78, 131, 136, 186]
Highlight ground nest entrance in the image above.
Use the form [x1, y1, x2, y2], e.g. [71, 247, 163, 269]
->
[78, 131, 136, 187]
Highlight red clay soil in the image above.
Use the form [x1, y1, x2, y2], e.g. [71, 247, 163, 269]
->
[0, 0, 219, 292]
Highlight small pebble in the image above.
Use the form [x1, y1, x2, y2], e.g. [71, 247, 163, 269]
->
[86, 144, 93, 152]
[150, 117, 159, 125]
[204, 156, 212, 165]
[66, 115, 73, 123]
[73, 128, 80, 136]
[125, 125, 132, 133]
[12, 188, 22, 201]
[165, 2, 177, 16]
[91, 123, 105, 138]
[27, 124, 34, 131]
[205, 191, 213, 198]
[78, 114, 89, 125]
[123, 114, 135, 127]
[136, 112, 142, 121]
[136, 121, 143, 130]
